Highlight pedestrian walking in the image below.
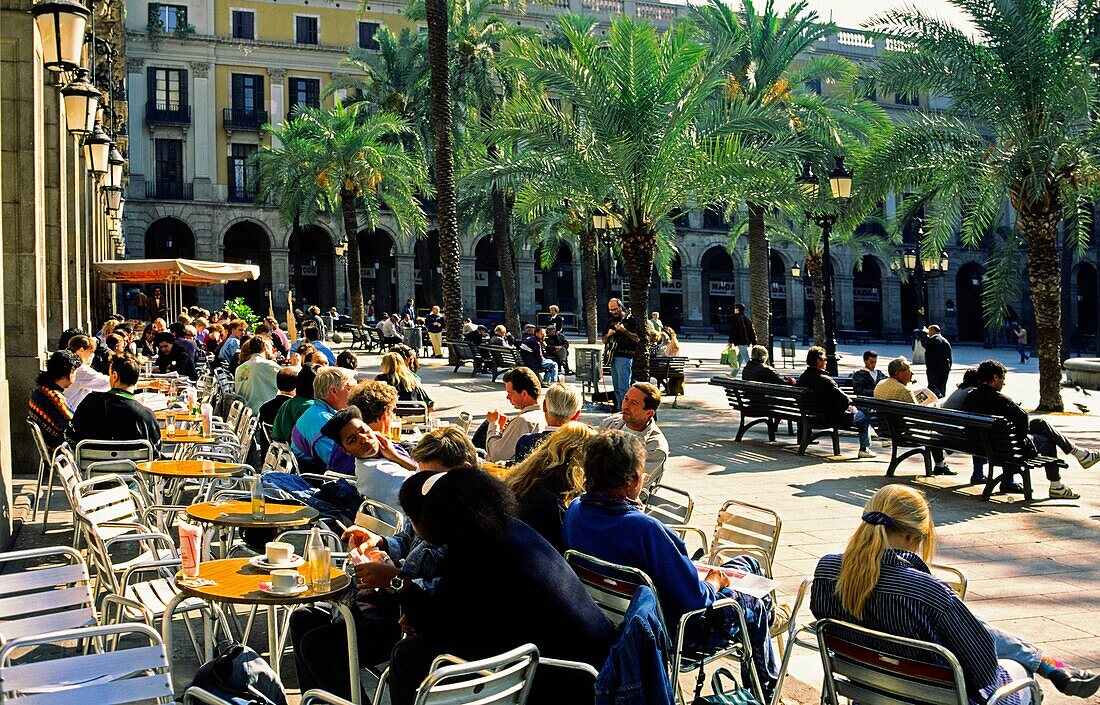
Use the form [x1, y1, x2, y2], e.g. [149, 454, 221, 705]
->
[922, 324, 953, 397]
[1016, 325, 1030, 363]
[726, 302, 757, 369]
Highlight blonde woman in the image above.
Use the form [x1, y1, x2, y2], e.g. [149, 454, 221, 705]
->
[507, 421, 593, 552]
[811, 485, 1098, 704]
[659, 327, 680, 357]
[375, 351, 434, 409]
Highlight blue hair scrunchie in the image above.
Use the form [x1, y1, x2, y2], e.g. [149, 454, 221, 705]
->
[862, 511, 895, 528]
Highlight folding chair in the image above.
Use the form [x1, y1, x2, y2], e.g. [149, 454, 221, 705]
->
[0, 546, 98, 646]
[816, 618, 1041, 705]
[355, 498, 405, 537]
[26, 420, 52, 522]
[373, 643, 540, 705]
[642, 483, 695, 527]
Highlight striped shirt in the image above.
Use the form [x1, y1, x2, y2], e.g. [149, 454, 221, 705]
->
[811, 550, 1017, 705]
[28, 383, 73, 451]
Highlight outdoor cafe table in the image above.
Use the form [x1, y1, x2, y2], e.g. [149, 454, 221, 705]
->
[154, 409, 203, 423]
[186, 500, 320, 558]
[161, 429, 216, 445]
[161, 558, 360, 700]
[135, 459, 245, 504]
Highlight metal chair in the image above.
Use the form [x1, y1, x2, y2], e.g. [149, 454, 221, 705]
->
[642, 483, 695, 527]
[373, 642, 540, 705]
[0, 623, 176, 704]
[816, 618, 1041, 705]
[0, 546, 98, 646]
[355, 498, 405, 537]
[394, 400, 430, 425]
[25, 420, 52, 522]
[74, 438, 155, 478]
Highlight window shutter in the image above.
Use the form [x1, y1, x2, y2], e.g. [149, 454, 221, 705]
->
[179, 68, 189, 109]
[147, 68, 156, 107]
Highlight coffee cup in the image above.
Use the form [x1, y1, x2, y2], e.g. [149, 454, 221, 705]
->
[265, 541, 294, 565]
[270, 569, 306, 592]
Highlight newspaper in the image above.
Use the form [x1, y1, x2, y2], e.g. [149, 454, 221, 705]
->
[136, 392, 169, 411]
[694, 562, 779, 599]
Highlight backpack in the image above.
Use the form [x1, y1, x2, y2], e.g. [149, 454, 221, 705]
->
[190, 640, 288, 705]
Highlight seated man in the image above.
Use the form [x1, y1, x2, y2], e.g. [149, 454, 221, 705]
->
[29, 350, 82, 451]
[543, 324, 570, 375]
[797, 346, 875, 459]
[962, 359, 1099, 499]
[741, 345, 793, 385]
[482, 367, 546, 463]
[291, 366, 355, 474]
[273, 364, 317, 442]
[851, 350, 888, 397]
[289, 427, 477, 700]
[67, 353, 161, 456]
[235, 337, 282, 413]
[154, 331, 198, 381]
[514, 383, 582, 461]
[489, 325, 515, 348]
[379, 314, 404, 347]
[519, 326, 558, 383]
[259, 366, 299, 427]
[873, 356, 954, 476]
[598, 382, 670, 485]
[289, 324, 336, 365]
[464, 324, 489, 347]
[564, 431, 778, 700]
[320, 406, 417, 510]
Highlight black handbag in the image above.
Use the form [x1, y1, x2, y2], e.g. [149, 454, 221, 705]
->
[189, 640, 288, 705]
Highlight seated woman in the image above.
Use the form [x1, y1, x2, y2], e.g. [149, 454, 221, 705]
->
[563, 430, 779, 699]
[388, 467, 614, 705]
[375, 352, 434, 409]
[811, 484, 1098, 705]
[506, 421, 591, 553]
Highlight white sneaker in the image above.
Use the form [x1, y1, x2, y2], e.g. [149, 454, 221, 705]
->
[858, 449, 877, 459]
[1050, 484, 1081, 500]
[1075, 449, 1100, 469]
[881, 439, 893, 448]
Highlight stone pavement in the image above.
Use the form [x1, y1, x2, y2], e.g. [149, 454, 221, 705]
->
[7, 335, 1100, 704]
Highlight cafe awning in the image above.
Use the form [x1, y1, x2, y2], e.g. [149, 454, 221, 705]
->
[93, 258, 260, 286]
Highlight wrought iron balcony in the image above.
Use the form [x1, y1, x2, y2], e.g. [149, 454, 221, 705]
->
[223, 107, 269, 131]
[145, 101, 192, 126]
[145, 181, 194, 200]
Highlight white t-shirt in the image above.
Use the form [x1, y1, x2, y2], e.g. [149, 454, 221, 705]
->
[64, 364, 111, 410]
[355, 457, 415, 510]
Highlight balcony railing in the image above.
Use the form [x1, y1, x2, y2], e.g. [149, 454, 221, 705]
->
[228, 181, 258, 203]
[145, 181, 194, 200]
[145, 101, 192, 126]
[223, 107, 269, 131]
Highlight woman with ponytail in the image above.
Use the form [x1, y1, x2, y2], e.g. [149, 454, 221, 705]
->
[811, 485, 1097, 704]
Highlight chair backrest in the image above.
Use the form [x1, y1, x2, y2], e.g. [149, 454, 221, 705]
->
[51, 446, 83, 507]
[642, 484, 694, 526]
[816, 618, 969, 705]
[710, 499, 782, 573]
[0, 546, 97, 644]
[260, 441, 297, 474]
[394, 401, 429, 424]
[564, 549, 666, 633]
[73, 476, 146, 544]
[275, 528, 344, 556]
[414, 643, 539, 705]
[26, 420, 51, 467]
[74, 439, 154, 476]
[0, 623, 175, 704]
[355, 498, 405, 537]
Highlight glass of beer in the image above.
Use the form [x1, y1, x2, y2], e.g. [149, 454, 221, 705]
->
[388, 419, 403, 442]
[166, 412, 177, 438]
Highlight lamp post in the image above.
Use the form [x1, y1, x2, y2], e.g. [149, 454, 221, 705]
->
[790, 261, 813, 345]
[896, 223, 949, 330]
[31, 0, 90, 74]
[796, 156, 852, 376]
[334, 238, 349, 314]
[60, 68, 101, 136]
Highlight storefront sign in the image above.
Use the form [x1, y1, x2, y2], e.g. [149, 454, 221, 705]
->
[301, 265, 317, 277]
[660, 279, 682, 294]
[770, 283, 786, 297]
[853, 286, 880, 303]
[709, 280, 736, 296]
[475, 270, 489, 287]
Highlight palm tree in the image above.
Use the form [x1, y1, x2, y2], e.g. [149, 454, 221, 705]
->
[489, 14, 797, 381]
[693, 0, 887, 344]
[861, 0, 1100, 411]
[253, 104, 430, 326]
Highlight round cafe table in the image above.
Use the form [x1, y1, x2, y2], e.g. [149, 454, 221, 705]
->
[186, 500, 319, 560]
[161, 558, 359, 699]
[161, 429, 217, 444]
[135, 459, 244, 504]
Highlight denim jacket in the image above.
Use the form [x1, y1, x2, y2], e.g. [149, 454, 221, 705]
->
[595, 586, 675, 705]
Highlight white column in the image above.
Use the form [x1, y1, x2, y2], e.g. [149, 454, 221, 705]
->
[126, 57, 147, 190]
[269, 69, 286, 146]
[682, 265, 704, 325]
[191, 61, 214, 191]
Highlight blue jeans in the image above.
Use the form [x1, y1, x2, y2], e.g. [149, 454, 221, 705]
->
[539, 360, 558, 383]
[737, 345, 750, 368]
[853, 409, 872, 450]
[611, 356, 633, 410]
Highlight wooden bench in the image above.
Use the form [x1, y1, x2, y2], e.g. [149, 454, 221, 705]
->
[650, 356, 688, 407]
[853, 398, 1065, 501]
[345, 324, 377, 352]
[836, 329, 871, 344]
[446, 340, 484, 375]
[482, 345, 523, 382]
[709, 377, 853, 455]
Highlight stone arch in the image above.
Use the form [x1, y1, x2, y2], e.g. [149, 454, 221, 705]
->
[288, 225, 336, 311]
[852, 255, 884, 336]
[701, 245, 737, 327]
[222, 220, 273, 312]
[357, 228, 398, 315]
[218, 216, 276, 250]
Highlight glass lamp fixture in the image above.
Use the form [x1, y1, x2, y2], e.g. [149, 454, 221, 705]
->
[796, 161, 819, 201]
[606, 213, 621, 229]
[790, 262, 801, 279]
[827, 156, 853, 200]
[104, 186, 122, 213]
[31, 0, 90, 73]
[105, 145, 125, 190]
[60, 68, 100, 135]
[939, 250, 949, 272]
[592, 213, 607, 231]
[334, 240, 347, 257]
[903, 249, 917, 271]
[82, 123, 111, 177]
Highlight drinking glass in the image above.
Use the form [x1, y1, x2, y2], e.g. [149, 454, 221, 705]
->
[308, 546, 332, 591]
[165, 412, 177, 438]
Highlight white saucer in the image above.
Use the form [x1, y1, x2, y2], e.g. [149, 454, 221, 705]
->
[249, 554, 304, 571]
[259, 582, 308, 596]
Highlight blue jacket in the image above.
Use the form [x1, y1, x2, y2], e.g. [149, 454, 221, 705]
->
[595, 585, 675, 705]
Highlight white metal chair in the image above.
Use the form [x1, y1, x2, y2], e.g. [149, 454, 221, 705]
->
[261, 442, 299, 474]
[26, 421, 53, 522]
[373, 642, 540, 705]
[355, 498, 405, 537]
[74, 438, 155, 479]
[0, 622, 175, 704]
[394, 400, 429, 426]
[816, 618, 1041, 705]
[642, 483, 695, 527]
[0, 546, 98, 646]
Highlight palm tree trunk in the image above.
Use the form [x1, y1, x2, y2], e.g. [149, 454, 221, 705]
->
[1018, 201, 1064, 412]
[425, 0, 464, 345]
[491, 186, 521, 335]
[340, 191, 365, 326]
[747, 201, 771, 345]
[581, 227, 599, 343]
[622, 225, 655, 382]
[807, 253, 825, 346]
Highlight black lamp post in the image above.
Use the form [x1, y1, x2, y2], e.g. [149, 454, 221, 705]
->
[895, 222, 949, 330]
[334, 238, 349, 314]
[796, 156, 852, 376]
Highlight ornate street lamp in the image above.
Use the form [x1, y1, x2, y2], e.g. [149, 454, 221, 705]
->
[82, 123, 111, 177]
[105, 144, 125, 190]
[898, 223, 950, 328]
[334, 239, 347, 258]
[790, 262, 801, 279]
[796, 156, 852, 375]
[60, 68, 101, 135]
[105, 187, 122, 214]
[31, 0, 90, 74]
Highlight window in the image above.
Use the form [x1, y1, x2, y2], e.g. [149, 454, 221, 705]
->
[295, 15, 319, 45]
[149, 3, 187, 32]
[231, 10, 254, 39]
[895, 92, 919, 107]
[149, 67, 187, 110]
[288, 77, 320, 111]
[804, 78, 822, 95]
[855, 76, 876, 102]
[231, 73, 264, 114]
[228, 143, 258, 201]
[358, 21, 380, 50]
[155, 138, 184, 183]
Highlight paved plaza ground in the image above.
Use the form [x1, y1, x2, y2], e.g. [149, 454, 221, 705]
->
[8, 334, 1100, 703]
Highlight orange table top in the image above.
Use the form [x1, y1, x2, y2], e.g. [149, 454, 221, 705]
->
[135, 460, 243, 478]
[161, 429, 217, 444]
[175, 558, 350, 605]
[186, 500, 319, 529]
